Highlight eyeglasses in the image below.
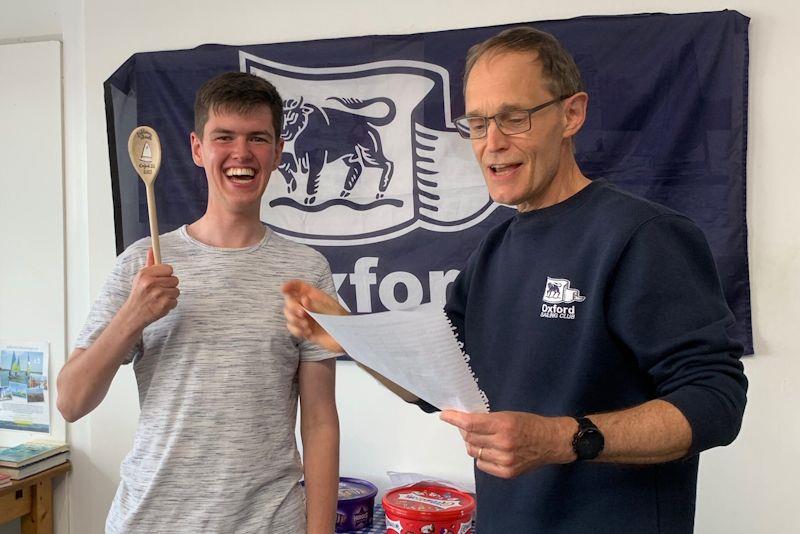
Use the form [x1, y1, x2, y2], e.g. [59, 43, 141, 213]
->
[453, 95, 570, 139]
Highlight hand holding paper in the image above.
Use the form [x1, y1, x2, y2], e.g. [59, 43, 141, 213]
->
[308, 304, 489, 413]
[282, 280, 346, 353]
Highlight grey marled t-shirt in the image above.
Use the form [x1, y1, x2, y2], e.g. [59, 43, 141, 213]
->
[75, 225, 338, 533]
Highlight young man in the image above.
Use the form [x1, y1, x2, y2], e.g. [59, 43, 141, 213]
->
[58, 72, 339, 533]
[284, 28, 747, 533]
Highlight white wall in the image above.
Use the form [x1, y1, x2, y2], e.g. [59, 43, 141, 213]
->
[0, 4, 67, 534]
[3, 0, 799, 532]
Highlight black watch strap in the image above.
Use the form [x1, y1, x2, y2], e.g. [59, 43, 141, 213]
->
[572, 416, 605, 461]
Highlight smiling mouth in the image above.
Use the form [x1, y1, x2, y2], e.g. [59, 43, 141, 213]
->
[489, 163, 522, 175]
[225, 167, 256, 183]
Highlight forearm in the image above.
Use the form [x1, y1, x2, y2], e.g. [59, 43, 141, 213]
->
[57, 305, 143, 422]
[541, 400, 692, 466]
[588, 399, 692, 463]
[301, 418, 339, 534]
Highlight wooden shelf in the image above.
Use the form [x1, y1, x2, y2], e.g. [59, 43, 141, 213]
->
[0, 461, 71, 534]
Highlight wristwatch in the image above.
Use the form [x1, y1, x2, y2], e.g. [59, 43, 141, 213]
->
[572, 417, 605, 460]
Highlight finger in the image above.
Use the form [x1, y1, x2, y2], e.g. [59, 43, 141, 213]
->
[440, 410, 470, 431]
[282, 297, 304, 316]
[283, 307, 311, 335]
[145, 264, 174, 278]
[146, 247, 155, 267]
[462, 432, 496, 449]
[149, 275, 179, 288]
[162, 287, 180, 299]
[165, 296, 179, 311]
[282, 279, 323, 301]
[467, 443, 493, 463]
[281, 279, 304, 297]
[440, 410, 494, 434]
[286, 315, 311, 336]
[283, 303, 309, 324]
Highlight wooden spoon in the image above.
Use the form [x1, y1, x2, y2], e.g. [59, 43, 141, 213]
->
[127, 126, 163, 264]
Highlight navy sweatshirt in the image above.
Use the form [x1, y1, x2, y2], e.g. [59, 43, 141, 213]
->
[444, 180, 747, 533]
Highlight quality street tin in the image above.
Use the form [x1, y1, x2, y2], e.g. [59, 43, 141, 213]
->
[382, 482, 475, 534]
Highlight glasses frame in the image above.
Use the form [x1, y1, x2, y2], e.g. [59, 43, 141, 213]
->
[454, 95, 571, 140]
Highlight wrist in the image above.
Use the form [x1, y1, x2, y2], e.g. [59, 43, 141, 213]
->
[112, 303, 148, 341]
[571, 416, 605, 461]
[552, 417, 580, 464]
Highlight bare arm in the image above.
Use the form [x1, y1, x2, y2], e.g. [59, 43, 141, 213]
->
[57, 315, 141, 422]
[440, 399, 691, 479]
[57, 248, 179, 422]
[299, 358, 339, 534]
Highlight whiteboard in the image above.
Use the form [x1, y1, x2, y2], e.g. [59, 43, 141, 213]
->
[0, 40, 65, 445]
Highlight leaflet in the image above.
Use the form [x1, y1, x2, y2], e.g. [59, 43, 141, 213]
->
[309, 303, 489, 413]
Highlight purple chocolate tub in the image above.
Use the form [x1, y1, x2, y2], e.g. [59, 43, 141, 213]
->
[335, 477, 378, 532]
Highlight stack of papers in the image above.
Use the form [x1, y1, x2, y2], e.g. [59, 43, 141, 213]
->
[310, 303, 489, 413]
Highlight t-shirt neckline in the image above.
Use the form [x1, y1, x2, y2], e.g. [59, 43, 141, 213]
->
[178, 224, 272, 253]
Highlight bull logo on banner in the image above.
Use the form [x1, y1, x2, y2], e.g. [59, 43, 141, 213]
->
[240, 51, 498, 246]
[279, 96, 397, 204]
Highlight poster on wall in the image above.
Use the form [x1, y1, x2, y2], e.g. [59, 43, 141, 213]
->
[0, 342, 50, 433]
[104, 10, 752, 353]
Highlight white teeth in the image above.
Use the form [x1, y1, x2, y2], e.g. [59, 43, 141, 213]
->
[225, 168, 255, 177]
[490, 163, 518, 173]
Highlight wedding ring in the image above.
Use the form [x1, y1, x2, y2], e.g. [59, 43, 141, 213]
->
[478, 447, 484, 461]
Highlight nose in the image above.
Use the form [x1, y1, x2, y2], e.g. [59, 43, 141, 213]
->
[231, 136, 253, 160]
[484, 118, 509, 153]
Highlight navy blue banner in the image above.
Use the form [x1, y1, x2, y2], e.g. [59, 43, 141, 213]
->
[105, 10, 752, 353]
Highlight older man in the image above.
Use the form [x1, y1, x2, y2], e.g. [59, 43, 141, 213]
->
[285, 27, 747, 533]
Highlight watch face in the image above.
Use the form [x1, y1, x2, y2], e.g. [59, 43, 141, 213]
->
[576, 428, 605, 460]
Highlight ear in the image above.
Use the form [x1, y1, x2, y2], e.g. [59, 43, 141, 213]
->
[270, 138, 285, 171]
[561, 92, 588, 140]
[190, 131, 204, 167]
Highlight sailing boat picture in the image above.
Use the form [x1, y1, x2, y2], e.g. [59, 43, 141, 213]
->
[140, 142, 152, 163]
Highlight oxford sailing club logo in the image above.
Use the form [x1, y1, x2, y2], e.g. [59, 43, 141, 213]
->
[541, 277, 585, 320]
[240, 51, 498, 246]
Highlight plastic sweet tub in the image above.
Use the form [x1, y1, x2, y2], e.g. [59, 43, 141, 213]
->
[382, 482, 475, 533]
[335, 477, 378, 532]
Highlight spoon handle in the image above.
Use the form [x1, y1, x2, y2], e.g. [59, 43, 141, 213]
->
[145, 182, 161, 264]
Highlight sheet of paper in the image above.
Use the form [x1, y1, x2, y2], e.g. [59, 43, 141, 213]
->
[309, 303, 489, 413]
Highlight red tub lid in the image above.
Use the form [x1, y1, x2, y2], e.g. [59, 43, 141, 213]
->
[382, 482, 475, 520]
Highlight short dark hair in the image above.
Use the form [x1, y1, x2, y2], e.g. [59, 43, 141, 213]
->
[194, 72, 283, 138]
[464, 27, 584, 98]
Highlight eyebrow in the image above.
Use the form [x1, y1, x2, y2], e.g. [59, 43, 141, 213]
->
[209, 128, 274, 141]
[465, 103, 530, 116]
